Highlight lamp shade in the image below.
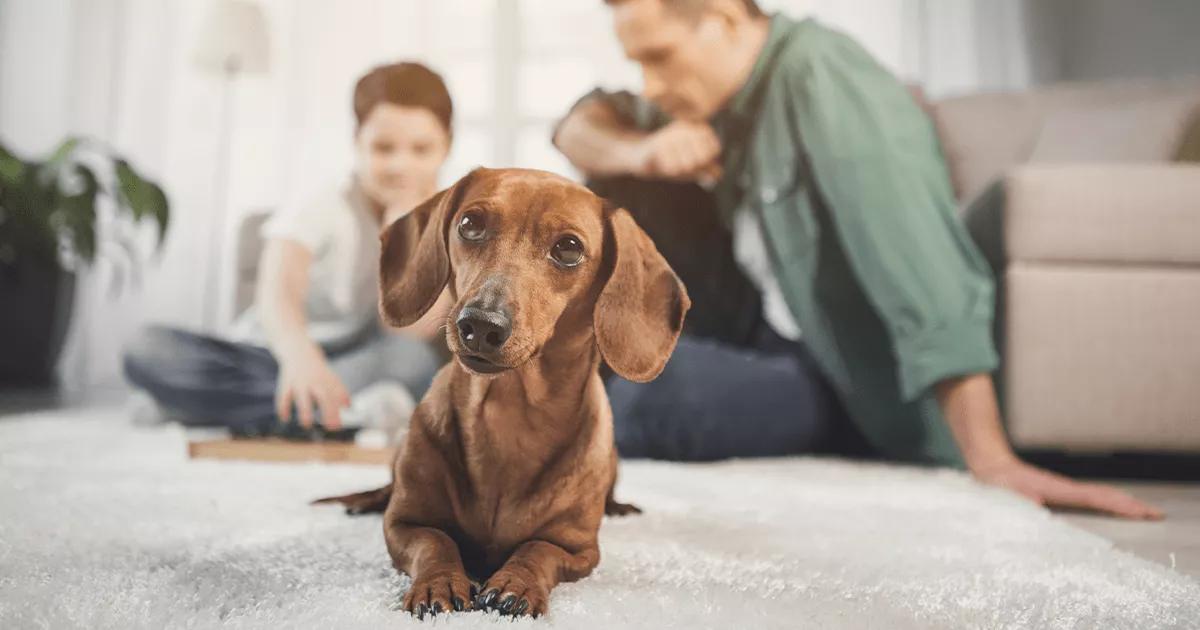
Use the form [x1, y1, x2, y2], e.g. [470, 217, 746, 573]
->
[193, 0, 271, 74]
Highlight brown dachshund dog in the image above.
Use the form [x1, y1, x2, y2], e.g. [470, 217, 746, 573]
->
[315, 167, 689, 619]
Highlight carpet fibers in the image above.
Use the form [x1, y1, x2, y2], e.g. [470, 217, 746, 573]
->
[1, 409, 1197, 629]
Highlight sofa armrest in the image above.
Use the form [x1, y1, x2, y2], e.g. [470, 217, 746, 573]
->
[1006, 164, 1200, 266]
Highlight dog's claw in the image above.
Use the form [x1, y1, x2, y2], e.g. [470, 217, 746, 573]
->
[452, 595, 465, 612]
[476, 588, 499, 609]
[498, 594, 517, 613]
[514, 599, 530, 616]
[415, 603, 428, 620]
[432, 601, 444, 615]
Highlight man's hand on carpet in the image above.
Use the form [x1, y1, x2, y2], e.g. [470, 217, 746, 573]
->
[935, 374, 1164, 521]
[972, 457, 1165, 520]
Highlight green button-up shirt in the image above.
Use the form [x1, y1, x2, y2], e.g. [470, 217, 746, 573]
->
[590, 15, 999, 467]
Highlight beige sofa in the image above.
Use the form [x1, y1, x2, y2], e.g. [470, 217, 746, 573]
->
[930, 79, 1200, 453]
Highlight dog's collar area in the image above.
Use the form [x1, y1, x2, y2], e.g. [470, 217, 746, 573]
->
[457, 353, 511, 375]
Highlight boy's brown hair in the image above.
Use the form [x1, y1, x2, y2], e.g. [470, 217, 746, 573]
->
[353, 62, 453, 135]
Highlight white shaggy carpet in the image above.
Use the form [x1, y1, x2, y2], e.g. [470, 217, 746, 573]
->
[1, 409, 1198, 630]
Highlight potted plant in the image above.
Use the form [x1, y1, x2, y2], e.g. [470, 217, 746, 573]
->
[0, 137, 170, 386]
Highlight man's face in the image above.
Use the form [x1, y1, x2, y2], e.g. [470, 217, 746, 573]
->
[613, 0, 732, 121]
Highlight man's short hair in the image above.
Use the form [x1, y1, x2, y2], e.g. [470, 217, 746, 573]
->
[603, 0, 764, 20]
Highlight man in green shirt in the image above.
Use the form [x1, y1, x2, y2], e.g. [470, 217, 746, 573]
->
[554, 0, 1161, 519]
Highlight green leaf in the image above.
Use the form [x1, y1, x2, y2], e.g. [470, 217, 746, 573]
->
[44, 137, 81, 169]
[0, 163, 58, 265]
[114, 158, 170, 247]
[32, 137, 82, 191]
[0, 142, 25, 186]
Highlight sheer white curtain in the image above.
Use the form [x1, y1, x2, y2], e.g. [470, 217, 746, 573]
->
[0, 0, 1036, 392]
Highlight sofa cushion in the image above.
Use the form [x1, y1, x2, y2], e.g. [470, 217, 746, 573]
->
[1029, 98, 1200, 164]
[931, 79, 1200, 202]
[1006, 165, 1200, 266]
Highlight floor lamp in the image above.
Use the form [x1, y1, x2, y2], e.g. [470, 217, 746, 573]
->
[193, 0, 270, 332]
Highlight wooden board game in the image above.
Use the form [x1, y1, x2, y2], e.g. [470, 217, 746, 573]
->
[187, 438, 394, 465]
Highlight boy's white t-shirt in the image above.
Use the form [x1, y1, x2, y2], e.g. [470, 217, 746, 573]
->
[230, 183, 382, 350]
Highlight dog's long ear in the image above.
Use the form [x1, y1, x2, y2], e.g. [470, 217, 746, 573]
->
[379, 171, 475, 327]
[594, 205, 691, 382]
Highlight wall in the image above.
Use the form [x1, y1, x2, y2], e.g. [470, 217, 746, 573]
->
[1057, 0, 1200, 83]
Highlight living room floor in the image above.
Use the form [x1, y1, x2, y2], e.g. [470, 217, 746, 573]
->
[1061, 482, 1200, 578]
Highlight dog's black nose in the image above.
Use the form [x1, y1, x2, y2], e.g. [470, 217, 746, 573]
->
[456, 307, 511, 354]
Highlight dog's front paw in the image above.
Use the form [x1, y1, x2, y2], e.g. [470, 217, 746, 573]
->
[475, 567, 549, 618]
[403, 570, 476, 619]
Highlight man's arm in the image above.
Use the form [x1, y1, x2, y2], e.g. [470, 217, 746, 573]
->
[553, 98, 653, 178]
[936, 373, 1163, 519]
[553, 96, 722, 181]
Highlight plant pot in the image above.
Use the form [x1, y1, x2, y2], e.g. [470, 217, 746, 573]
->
[0, 257, 76, 386]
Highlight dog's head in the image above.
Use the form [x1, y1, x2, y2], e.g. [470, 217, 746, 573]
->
[379, 167, 689, 381]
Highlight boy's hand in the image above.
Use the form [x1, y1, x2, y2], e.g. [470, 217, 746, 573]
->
[276, 345, 350, 430]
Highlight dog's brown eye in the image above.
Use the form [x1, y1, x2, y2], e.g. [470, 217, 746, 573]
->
[458, 212, 486, 242]
[550, 236, 584, 267]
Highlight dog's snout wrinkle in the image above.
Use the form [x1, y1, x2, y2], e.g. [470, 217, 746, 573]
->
[470, 276, 508, 313]
[456, 306, 512, 355]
